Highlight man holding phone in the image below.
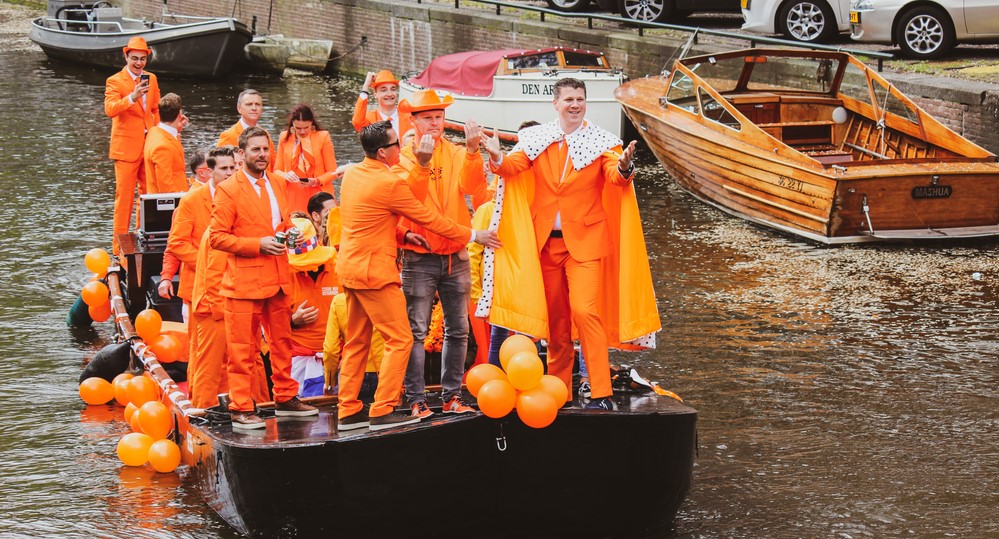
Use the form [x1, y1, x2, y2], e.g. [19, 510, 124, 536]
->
[105, 36, 161, 255]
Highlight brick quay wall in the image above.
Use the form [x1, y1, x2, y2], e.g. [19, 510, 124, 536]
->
[119, 0, 999, 152]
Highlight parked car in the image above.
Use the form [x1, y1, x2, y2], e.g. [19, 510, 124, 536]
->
[546, 0, 740, 24]
[741, 0, 852, 43]
[850, 0, 999, 58]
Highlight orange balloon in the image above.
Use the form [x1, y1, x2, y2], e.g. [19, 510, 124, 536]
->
[538, 374, 569, 406]
[465, 364, 506, 398]
[88, 301, 112, 323]
[116, 432, 154, 466]
[499, 334, 537, 372]
[516, 388, 559, 429]
[137, 401, 173, 440]
[81, 281, 110, 307]
[79, 377, 115, 405]
[134, 309, 163, 342]
[126, 376, 160, 407]
[148, 334, 181, 363]
[85, 248, 111, 277]
[147, 439, 182, 473]
[113, 373, 135, 406]
[506, 351, 544, 391]
[124, 402, 138, 423]
[476, 379, 517, 418]
[129, 409, 144, 433]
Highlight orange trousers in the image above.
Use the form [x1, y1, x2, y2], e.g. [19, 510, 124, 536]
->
[468, 299, 489, 368]
[223, 292, 298, 412]
[339, 285, 413, 419]
[189, 313, 228, 408]
[541, 237, 612, 400]
[112, 158, 145, 255]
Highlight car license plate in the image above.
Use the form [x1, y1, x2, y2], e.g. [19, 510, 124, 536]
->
[849, 11, 860, 23]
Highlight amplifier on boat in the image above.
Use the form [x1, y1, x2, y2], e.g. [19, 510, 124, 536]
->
[138, 192, 183, 247]
[147, 275, 184, 323]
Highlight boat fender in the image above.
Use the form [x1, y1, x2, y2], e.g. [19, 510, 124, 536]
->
[79, 342, 132, 383]
[66, 294, 93, 328]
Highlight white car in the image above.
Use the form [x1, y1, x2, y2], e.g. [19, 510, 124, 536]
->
[741, 0, 852, 43]
[850, 0, 999, 58]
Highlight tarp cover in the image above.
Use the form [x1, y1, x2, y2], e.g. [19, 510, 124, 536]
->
[408, 50, 527, 97]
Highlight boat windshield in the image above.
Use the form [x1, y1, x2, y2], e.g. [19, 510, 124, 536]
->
[742, 55, 842, 94]
[562, 50, 605, 68]
[507, 51, 559, 70]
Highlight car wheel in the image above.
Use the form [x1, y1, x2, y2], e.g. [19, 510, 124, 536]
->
[618, 0, 674, 24]
[778, 0, 836, 43]
[546, 0, 591, 12]
[895, 5, 956, 59]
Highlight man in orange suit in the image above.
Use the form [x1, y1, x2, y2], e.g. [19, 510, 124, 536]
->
[336, 120, 500, 431]
[144, 93, 189, 194]
[105, 36, 161, 255]
[209, 126, 317, 429]
[217, 89, 275, 171]
[485, 77, 637, 411]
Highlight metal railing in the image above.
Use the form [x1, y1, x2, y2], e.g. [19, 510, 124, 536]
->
[415, 0, 894, 70]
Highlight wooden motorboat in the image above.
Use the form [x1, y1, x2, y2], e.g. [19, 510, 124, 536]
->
[615, 48, 999, 244]
[399, 47, 626, 141]
[97, 243, 697, 538]
[28, 0, 252, 77]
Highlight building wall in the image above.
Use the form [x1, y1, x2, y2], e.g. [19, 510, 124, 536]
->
[120, 0, 999, 152]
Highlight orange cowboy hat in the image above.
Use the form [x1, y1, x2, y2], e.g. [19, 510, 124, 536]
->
[122, 36, 152, 55]
[371, 70, 399, 88]
[287, 218, 336, 272]
[399, 89, 454, 114]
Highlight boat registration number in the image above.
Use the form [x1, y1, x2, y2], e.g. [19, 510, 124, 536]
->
[912, 185, 952, 199]
[849, 11, 860, 24]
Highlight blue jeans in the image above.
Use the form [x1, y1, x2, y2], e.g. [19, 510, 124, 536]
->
[401, 250, 471, 404]
[488, 325, 511, 367]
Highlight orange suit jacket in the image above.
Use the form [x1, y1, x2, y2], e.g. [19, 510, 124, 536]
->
[337, 157, 471, 291]
[351, 95, 413, 135]
[105, 67, 160, 162]
[496, 145, 630, 262]
[209, 169, 293, 299]
[274, 129, 338, 211]
[192, 229, 227, 320]
[217, 121, 276, 172]
[167, 183, 213, 301]
[144, 125, 188, 194]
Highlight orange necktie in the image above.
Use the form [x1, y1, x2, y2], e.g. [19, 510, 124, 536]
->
[256, 178, 273, 222]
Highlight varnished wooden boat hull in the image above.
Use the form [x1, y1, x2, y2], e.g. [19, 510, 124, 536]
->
[617, 53, 999, 244]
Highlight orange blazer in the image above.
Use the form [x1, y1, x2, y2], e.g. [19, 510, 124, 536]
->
[351, 95, 413, 135]
[192, 229, 226, 320]
[337, 157, 471, 290]
[167, 183, 213, 301]
[495, 144, 630, 262]
[217, 121, 276, 172]
[209, 169, 293, 299]
[274, 129, 338, 212]
[144, 125, 188, 194]
[105, 67, 160, 162]
[393, 138, 485, 255]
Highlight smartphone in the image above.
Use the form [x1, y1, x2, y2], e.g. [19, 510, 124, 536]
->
[139, 73, 150, 84]
[299, 177, 312, 184]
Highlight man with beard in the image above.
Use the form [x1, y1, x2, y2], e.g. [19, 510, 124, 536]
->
[209, 126, 317, 429]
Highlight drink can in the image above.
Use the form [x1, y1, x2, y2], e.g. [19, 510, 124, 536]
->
[286, 227, 300, 247]
[275, 231, 287, 244]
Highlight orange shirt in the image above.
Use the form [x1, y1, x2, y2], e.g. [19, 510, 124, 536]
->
[288, 267, 339, 351]
[393, 138, 485, 255]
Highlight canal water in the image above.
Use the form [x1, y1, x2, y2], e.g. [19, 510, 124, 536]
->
[1, 5, 997, 538]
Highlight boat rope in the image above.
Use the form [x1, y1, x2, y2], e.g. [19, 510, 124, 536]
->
[328, 36, 367, 62]
[876, 82, 892, 157]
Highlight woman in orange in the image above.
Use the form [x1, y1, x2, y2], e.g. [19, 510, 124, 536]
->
[275, 104, 341, 213]
[351, 70, 413, 137]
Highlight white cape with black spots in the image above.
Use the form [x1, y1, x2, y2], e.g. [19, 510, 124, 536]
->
[512, 120, 622, 170]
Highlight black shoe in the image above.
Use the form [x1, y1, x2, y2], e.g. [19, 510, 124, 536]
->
[338, 409, 369, 431]
[275, 396, 319, 417]
[584, 397, 614, 411]
[369, 411, 421, 431]
[231, 411, 266, 429]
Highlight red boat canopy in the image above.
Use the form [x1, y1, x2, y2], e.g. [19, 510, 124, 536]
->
[408, 49, 527, 97]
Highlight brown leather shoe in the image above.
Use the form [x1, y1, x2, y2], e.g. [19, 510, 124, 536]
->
[231, 411, 266, 430]
[275, 396, 319, 417]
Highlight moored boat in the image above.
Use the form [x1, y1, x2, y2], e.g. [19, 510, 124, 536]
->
[615, 48, 999, 244]
[99, 242, 697, 538]
[28, 0, 252, 77]
[399, 47, 626, 141]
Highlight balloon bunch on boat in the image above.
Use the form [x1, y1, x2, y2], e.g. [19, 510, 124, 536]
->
[135, 308, 183, 363]
[78, 248, 113, 323]
[78, 371, 182, 473]
[466, 335, 567, 429]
